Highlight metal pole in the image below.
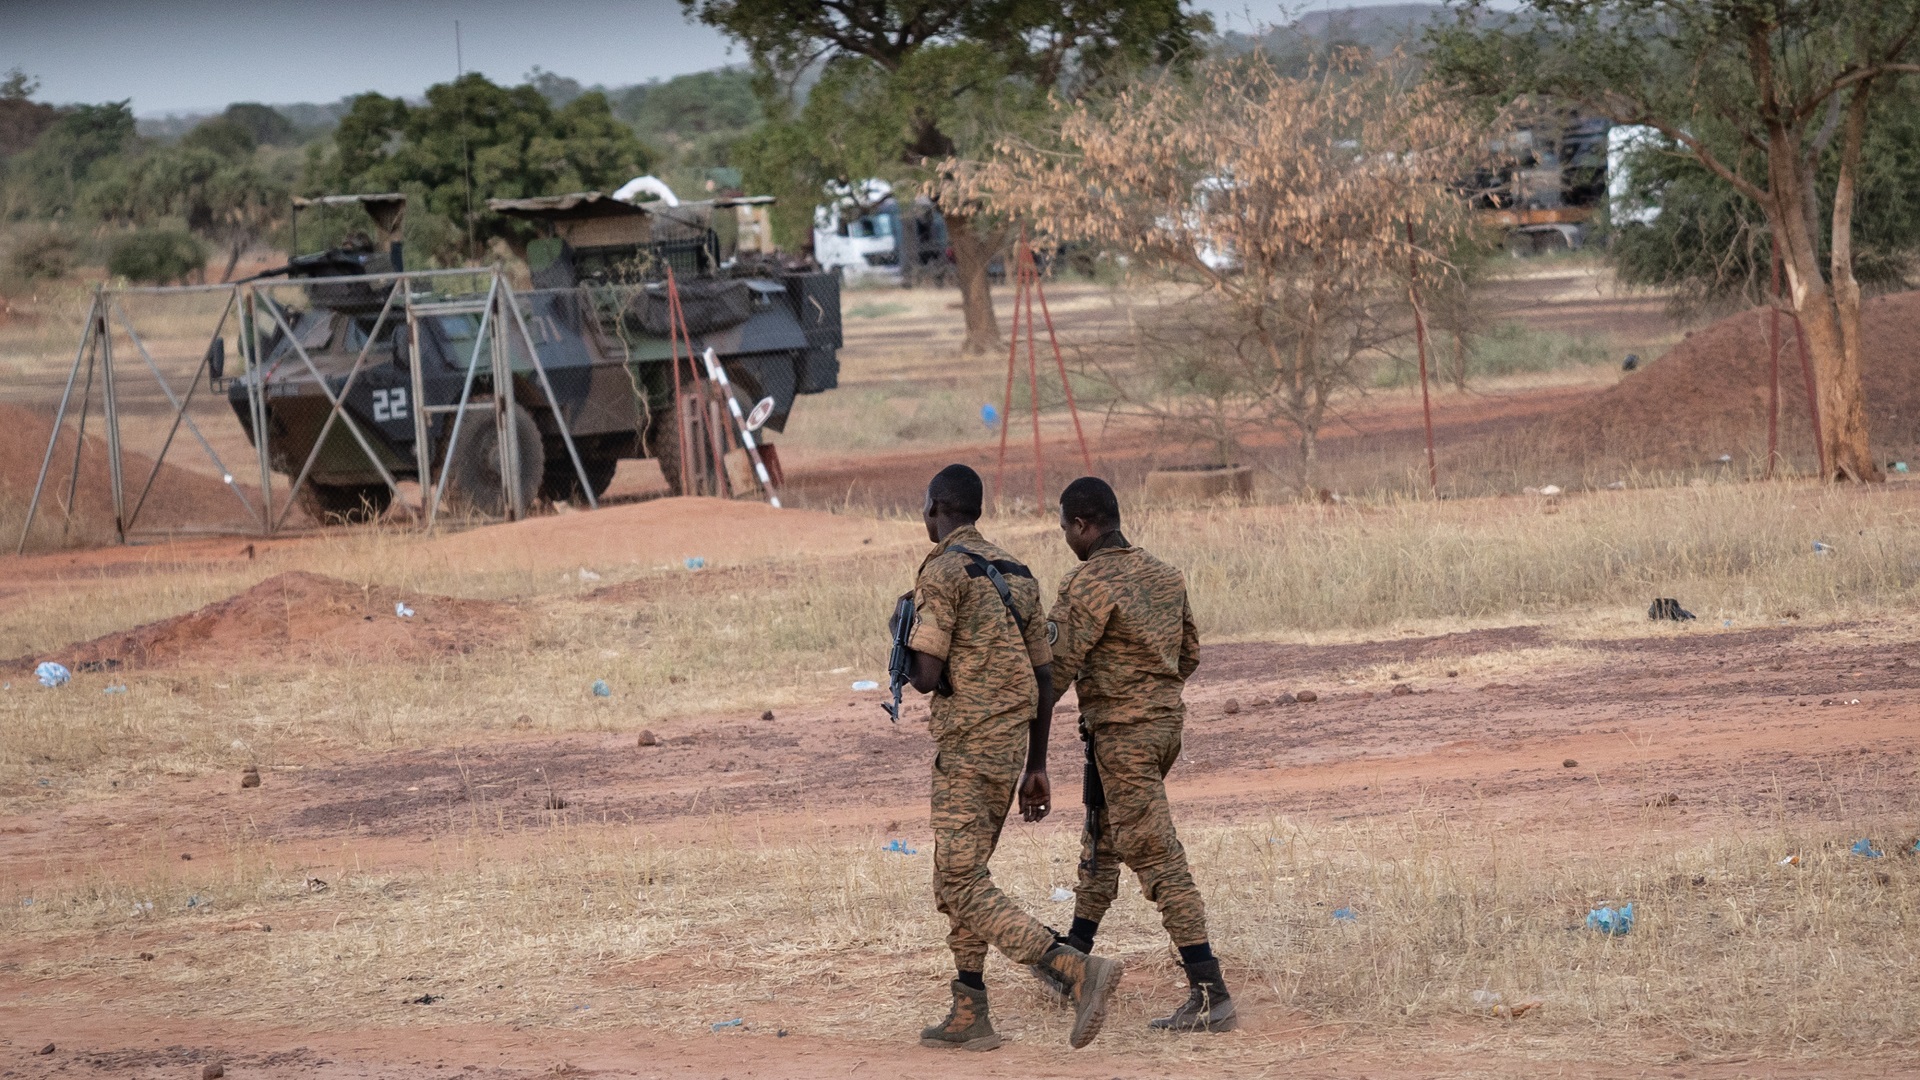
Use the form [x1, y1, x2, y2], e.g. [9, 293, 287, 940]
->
[504, 280, 597, 509]
[15, 292, 99, 554]
[271, 284, 402, 531]
[427, 275, 499, 528]
[1022, 247, 1046, 511]
[490, 272, 525, 520]
[665, 268, 695, 496]
[245, 285, 276, 534]
[1407, 220, 1438, 496]
[408, 273, 433, 517]
[1767, 248, 1782, 479]
[993, 250, 1022, 505]
[700, 346, 781, 508]
[116, 295, 256, 532]
[255, 292, 406, 519]
[1029, 242, 1093, 474]
[99, 300, 127, 543]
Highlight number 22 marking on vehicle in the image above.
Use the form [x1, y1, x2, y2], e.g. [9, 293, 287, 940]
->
[372, 387, 409, 422]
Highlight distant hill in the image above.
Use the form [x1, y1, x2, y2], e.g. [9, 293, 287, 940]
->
[1215, 3, 1470, 62]
[1294, 3, 1451, 47]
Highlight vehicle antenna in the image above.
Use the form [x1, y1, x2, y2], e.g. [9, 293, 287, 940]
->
[456, 20, 476, 263]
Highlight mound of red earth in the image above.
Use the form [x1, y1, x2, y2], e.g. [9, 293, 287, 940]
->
[34, 571, 519, 672]
[0, 402, 267, 546]
[1537, 290, 1920, 472]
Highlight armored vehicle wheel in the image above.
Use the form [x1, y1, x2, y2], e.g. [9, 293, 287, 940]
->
[645, 406, 688, 497]
[541, 455, 618, 503]
[443, 401, 545, 517]
[297, 482, 392, 525]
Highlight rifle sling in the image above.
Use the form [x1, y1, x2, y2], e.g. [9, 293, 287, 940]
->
[950, 548, 1030, 634]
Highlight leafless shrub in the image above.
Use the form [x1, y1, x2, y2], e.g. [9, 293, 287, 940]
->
[963, 52, 1483, 484]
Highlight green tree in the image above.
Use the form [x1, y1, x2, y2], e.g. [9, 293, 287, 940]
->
[316, 73, 652, 260]
[6, 100, 135, 218]
[107, 226, 206, 284]
[1610, 80, 1920, 313]
[1431, 1, 1920, 483]
[685, 0, 1209, 354]
[219, 103, 300, 147]
[616, 68, 762, 175]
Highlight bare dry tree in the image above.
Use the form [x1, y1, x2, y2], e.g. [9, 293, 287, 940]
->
[959, 52, 1482, 485]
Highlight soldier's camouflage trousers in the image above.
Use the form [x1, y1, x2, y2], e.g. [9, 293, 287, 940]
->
[931, 735, 1057, 972]
[1075, 713, 1209, 947]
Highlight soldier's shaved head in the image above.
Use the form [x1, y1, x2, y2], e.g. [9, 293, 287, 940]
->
[1060, 476, 1120, 530]
[928, 464, 985, 521]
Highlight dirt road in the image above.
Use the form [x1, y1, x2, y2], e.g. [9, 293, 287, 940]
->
[3, 615, 1915, 1078]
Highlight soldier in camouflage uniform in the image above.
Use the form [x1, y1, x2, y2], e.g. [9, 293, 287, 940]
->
[902, 464, 1123, 1051]
[1032, 475, 1236, 1033]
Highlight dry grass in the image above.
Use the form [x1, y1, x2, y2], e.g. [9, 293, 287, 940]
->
[3, 803, 1915, 1061]
[5, 478, 1920, 795]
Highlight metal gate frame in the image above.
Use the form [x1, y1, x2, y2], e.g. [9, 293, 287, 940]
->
[15, 267, 598, 552]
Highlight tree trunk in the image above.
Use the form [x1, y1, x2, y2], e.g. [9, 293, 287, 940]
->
[1767, 128, 1880, 483]
[945, 211, 1000, 355]
[221, 237, 243, 284]
[1451, 329, 1467, 391]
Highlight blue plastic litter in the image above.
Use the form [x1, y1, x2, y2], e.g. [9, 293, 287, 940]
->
[35, 662, 70, 688]
[711, 1018, 744, 1031]
[981, 403, 999, 428]
[883, 839, 919, 855]
[1332, 907, 1358, 921]
[591, 680, 612, 698]
[1813, 541, 1835, 554]
[1896, 462, 1910, 473]
[1585, 902, 1635, 936]
[1851, 838, 1885, 859]
[103, 684, 128, 695]
[851, 680, 880, 691]
[684, 556, 706, 570]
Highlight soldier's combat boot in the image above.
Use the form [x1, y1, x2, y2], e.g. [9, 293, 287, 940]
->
[1037, 944, 1123, 1048]
[1029, 925, 1097, 1007]
[1149, 958, 1237, 1032]
[919, 980, 1003, 1051]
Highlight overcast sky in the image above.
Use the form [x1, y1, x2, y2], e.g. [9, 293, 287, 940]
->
[2, 0, 1435, 116]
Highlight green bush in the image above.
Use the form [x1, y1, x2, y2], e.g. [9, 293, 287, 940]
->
[6, 225, 75, 282]
[107, 228, 206, 285]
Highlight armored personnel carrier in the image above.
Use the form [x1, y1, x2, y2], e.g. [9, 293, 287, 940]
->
[227, 191, 840, 521]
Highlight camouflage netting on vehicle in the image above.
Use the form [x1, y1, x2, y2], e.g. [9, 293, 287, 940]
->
[627, 278, 753, 336]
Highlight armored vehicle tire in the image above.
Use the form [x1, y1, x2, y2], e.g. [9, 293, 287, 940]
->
[443, 401, 545, 517]
[298, 481, 392, 525]
[541, 454, 618, 503]
[645, 406, 687, 497]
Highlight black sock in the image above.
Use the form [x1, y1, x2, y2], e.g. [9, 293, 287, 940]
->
[1066, 917, 1100, 951]
[957, 969, 985, 991]
[1178, 942, 1215, 966]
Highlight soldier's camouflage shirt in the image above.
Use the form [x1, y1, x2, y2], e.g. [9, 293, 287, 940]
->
[1046, 544, 1199, 725]
[908, 525, 1052, 747]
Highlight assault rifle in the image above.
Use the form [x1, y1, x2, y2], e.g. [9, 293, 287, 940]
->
[883, 594, 915, 722]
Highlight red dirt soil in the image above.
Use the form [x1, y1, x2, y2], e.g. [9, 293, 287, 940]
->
[2, 620, 1916, 1078]
[22, 570, 516, 673]
[1534, 290, 1920, 470]
[0, 402, 267, 546]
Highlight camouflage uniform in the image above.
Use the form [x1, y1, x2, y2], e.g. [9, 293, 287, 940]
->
[910, 525, 1058, 971]
[1047, 543, 1209, 947]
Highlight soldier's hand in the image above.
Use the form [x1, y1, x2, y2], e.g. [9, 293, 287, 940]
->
[1018, 768, 1051, 822]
